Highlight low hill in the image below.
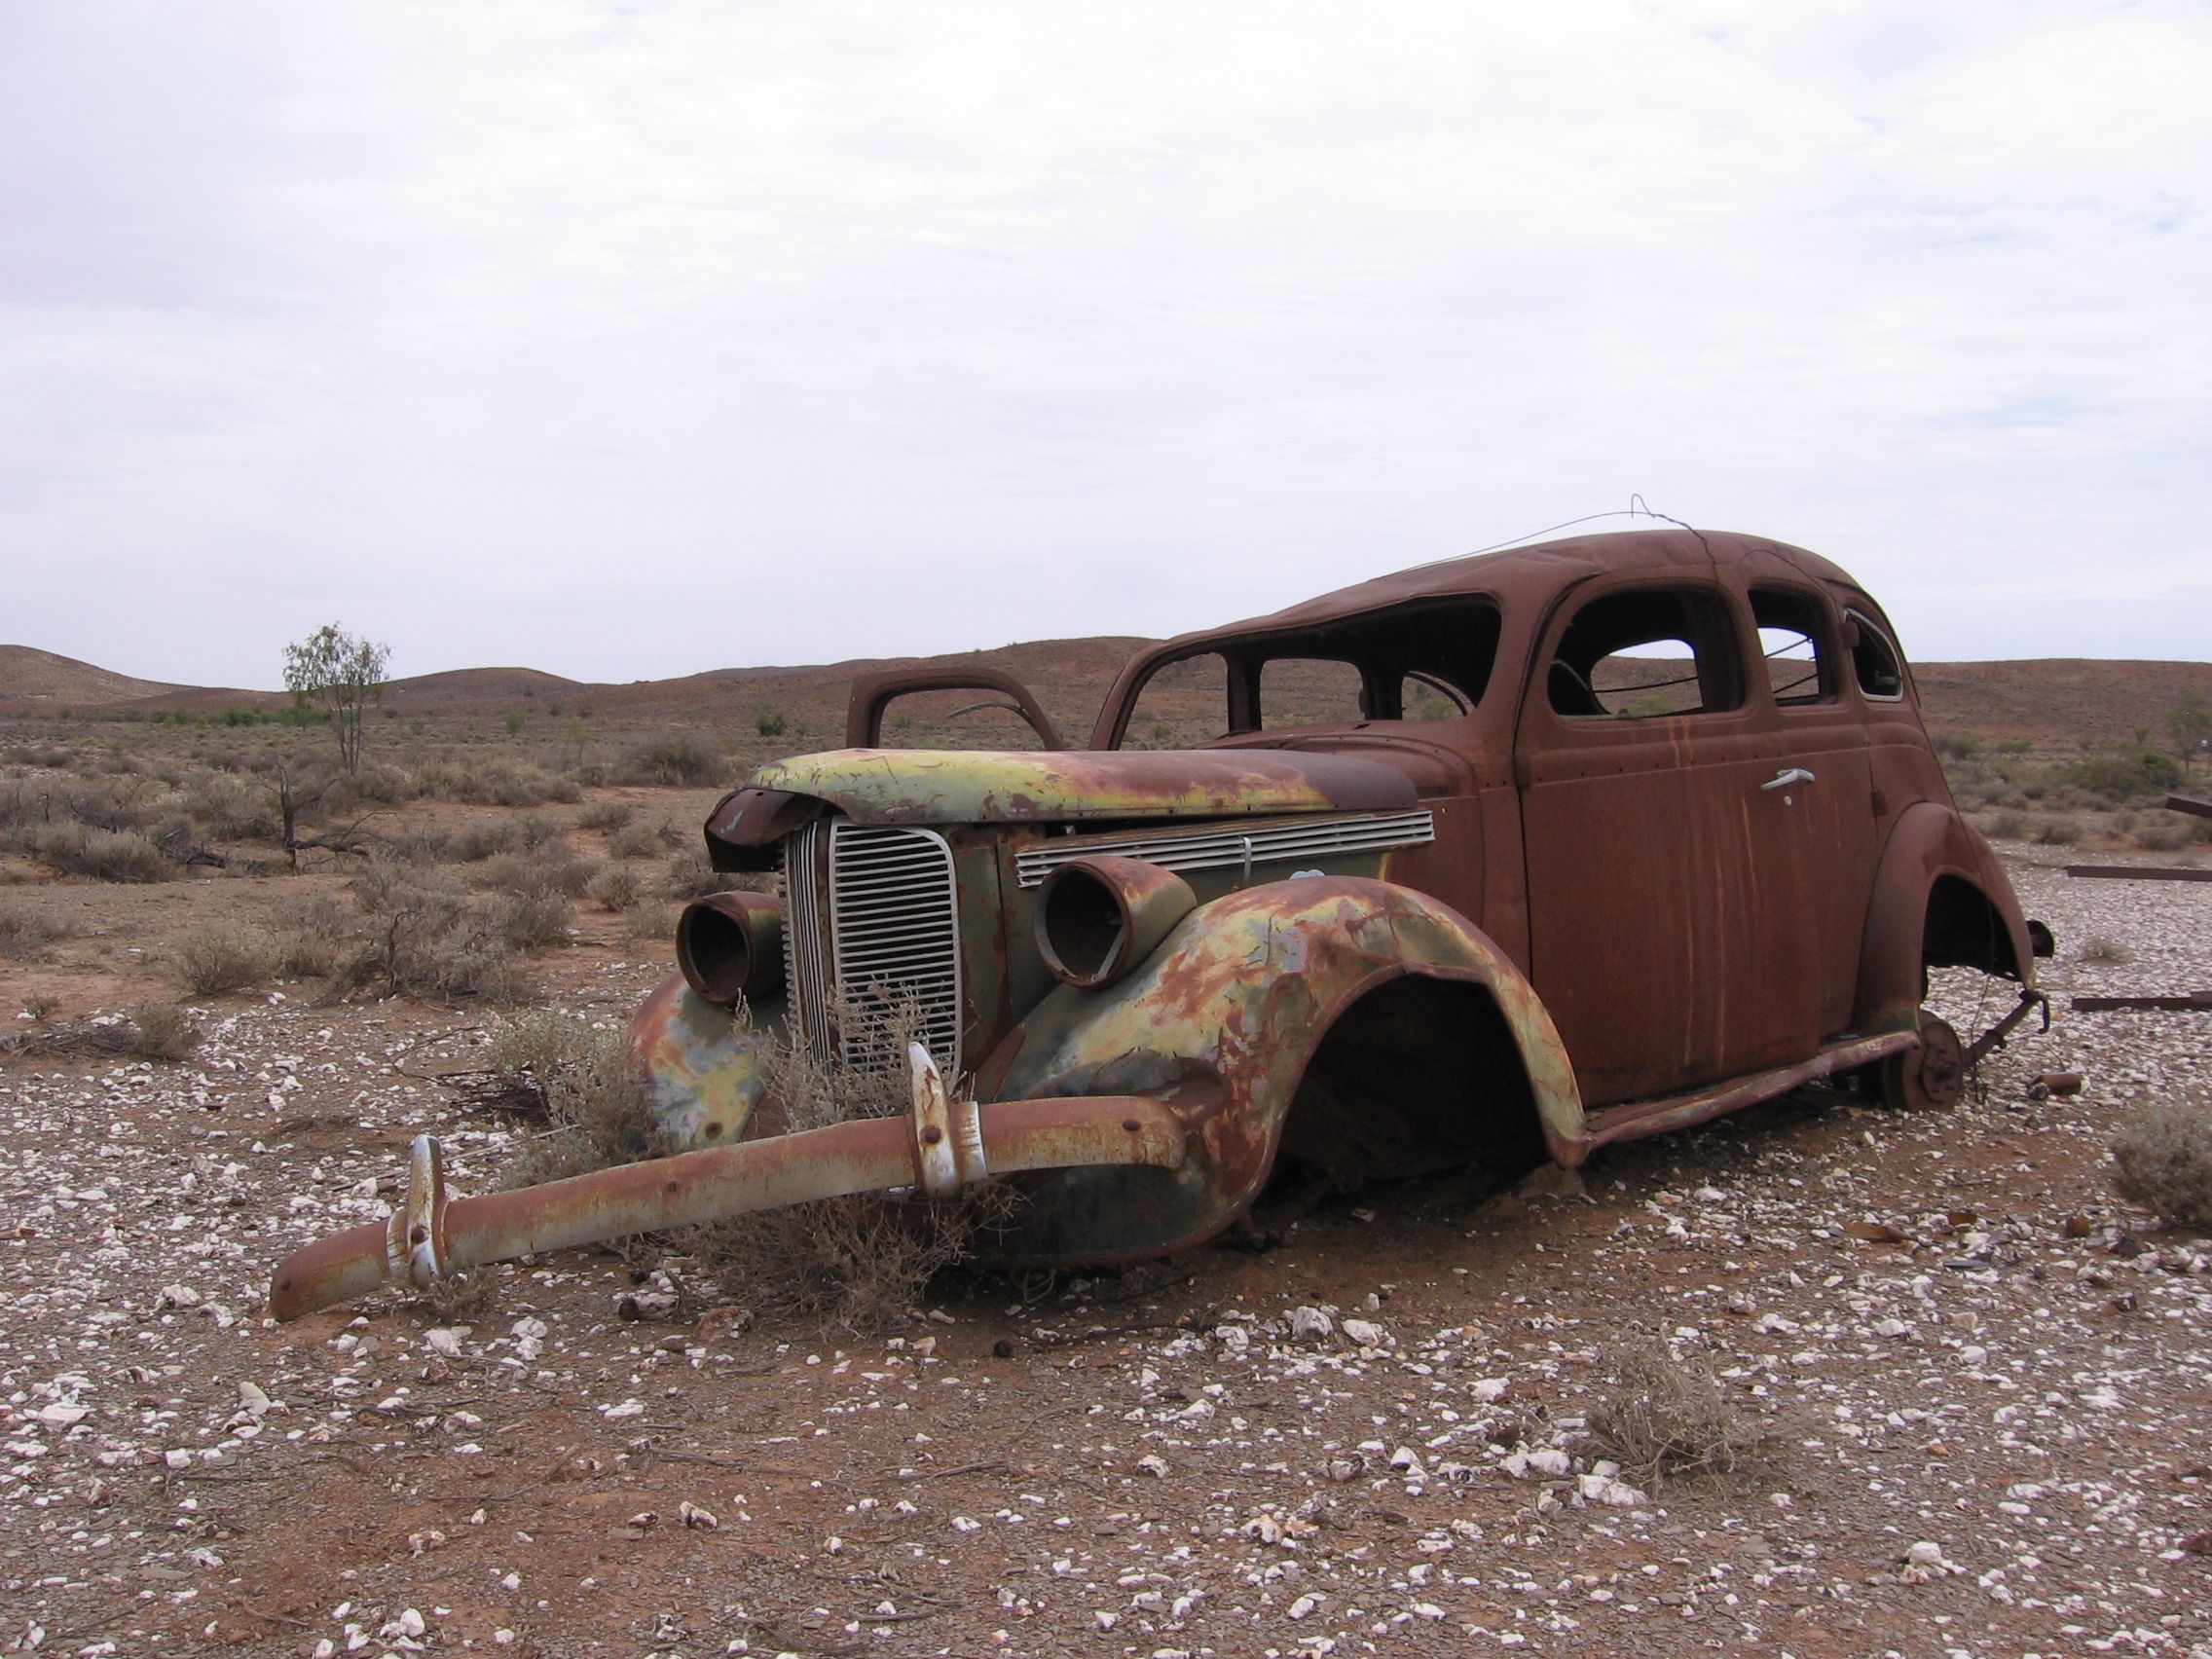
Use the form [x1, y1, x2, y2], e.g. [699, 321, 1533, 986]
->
[0, 645, 181, 706]
[7, 640, 2209, 755]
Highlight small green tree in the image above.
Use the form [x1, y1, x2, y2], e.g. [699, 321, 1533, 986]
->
[281, 624, 390, 775]
[2168, 691, 2211, 774]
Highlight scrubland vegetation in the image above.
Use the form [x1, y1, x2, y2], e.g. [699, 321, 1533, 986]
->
[0, 709, 775, 1011]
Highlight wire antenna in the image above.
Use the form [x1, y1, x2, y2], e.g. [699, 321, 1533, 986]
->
[1411, 498, 1708, 572]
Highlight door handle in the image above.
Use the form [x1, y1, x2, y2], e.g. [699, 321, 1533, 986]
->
[1761, 767, 1816, 792]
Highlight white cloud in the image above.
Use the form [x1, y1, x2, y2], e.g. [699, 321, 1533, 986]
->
[2, 0, 2207, 685]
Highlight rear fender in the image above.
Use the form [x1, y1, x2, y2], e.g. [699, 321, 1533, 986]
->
[1856, 802, 2037, 1035]
[978, 875, 1582, 1263]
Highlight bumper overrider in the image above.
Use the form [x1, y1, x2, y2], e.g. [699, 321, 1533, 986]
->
[266, 1044, 1188, 1322]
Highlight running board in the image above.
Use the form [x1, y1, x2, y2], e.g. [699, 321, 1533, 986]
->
[1574, 1030, 1918, 1161]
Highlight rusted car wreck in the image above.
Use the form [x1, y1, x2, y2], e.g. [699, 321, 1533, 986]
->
[271, 530, 2051, 1319]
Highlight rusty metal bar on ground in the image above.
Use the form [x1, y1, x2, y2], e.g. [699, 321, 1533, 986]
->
[2071, 991, 2212, 1013]
[2163, 794, 2212, 821]
[2064, 865, 2212, 883]
[268, 1045, 1188, 1323]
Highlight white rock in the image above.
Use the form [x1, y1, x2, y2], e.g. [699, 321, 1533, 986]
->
[1288, 1306, 1334, 1343]
[1341, 1318, 1387, 1348]
[1136, 1453, 1170, 1477]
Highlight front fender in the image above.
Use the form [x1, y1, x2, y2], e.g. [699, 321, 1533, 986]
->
[1856, 802, 2038, 1034]
[977, 875, 1581, 1264]
[628, 975, 780, 1147]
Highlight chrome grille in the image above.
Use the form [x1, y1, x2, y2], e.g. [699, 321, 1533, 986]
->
[780, 818, 834, 1058]
[781, 816, 963, 1078]
[1014, 809, 1434, 889]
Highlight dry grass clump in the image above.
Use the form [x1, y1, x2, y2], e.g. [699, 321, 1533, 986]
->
[1587, 1340, 1754, 1485]
[173, 924, 277, 995]
[417, 757, 580, 808]
[0, 903, 65, 959]
[485, 888, 575, 950]
[486, 1013, 667, 1184]
[473, 850, 596, 899]
[447, 819, 523, 863]
[482, 998, 1014, 1335]
[2034, 816, 2083, 847]
[2082, 935, 2132, 966]
[608, 818, 677, 862]
[576, 799, 634, 832]
[686, 1005, 1019, 1334]
[617, 732, 723, 788]
[340, 864, 520, 1001]
[2, 1001, 200, 1064]
[271, 894, 352, 977]
[2111, 1094, 2212, 1229]
[663, 846, 734, 899]
[587, 864, 642, 911]
[18, 825, 175, 882]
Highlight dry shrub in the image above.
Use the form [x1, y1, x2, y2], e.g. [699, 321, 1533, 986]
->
[489, 1014, 665, 1184]
[473, 850, 595, 899]
[486, 888, 575, 950]
[663, 846, 732, 899]
[448, 819, 523, 863]
[2082, 935, 2132, 966]
[0, 904, 65, 959]
[486, 1000, 1014, 1335]
[2111, 1094, 2212, 1228]
[341, 864, 519, 1001]
[418, 757, 579, 808]
[587, 863, 642, 911]
[28, 827, 175, 883]
[4, 1001, 200, 1063]
[1985, 808, 2029, 841]
[173, 924, 276, 995]
[2034, 815, 2083, 847]
[685, 1004, 1019, 1334]
[1587, 1340, 1753, 1485]
[273, 894, 352, 977]
[618, 732, 723, 788]
[576, 799, 634, 832]
[384, 826, 453, 865]
[608, 818, 676, 861]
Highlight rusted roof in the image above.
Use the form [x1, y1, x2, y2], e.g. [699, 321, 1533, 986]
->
[1158, 529, 1862, 649]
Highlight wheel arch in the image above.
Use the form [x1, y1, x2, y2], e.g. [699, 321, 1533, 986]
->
[975, 875, 1585, 1263]
[1856, 802, 2037, 1035]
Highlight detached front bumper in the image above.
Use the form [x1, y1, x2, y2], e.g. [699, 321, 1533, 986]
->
[267, 1045, 1190, 1322]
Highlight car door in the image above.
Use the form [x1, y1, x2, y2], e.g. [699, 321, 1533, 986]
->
[1514, 578, 1822, 1104]
[1747, 583, 1877, 1041]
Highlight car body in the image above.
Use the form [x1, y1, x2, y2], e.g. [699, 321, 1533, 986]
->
[270, 529, 2052, 1319]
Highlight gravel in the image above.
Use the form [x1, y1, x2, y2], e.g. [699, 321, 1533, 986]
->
[3, 854, 2210, 1656]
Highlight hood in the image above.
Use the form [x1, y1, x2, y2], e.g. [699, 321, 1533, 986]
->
[716, 746, 1419, 836]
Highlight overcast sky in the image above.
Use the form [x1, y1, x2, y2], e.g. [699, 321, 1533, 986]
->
[4, 1, 2208, 689]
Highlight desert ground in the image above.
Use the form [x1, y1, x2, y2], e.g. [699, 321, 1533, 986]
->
[3, 652, 2211, 1659]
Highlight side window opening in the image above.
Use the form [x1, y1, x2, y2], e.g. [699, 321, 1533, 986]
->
[1751, 587, 1832, 707]
[1258, 658, 1369, 730]
[1398, 671, 1470, 721]
[1548, 586, 1744, 719]
[1123, 650, 1235, 748]
[1844, 608, 1906, 701]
